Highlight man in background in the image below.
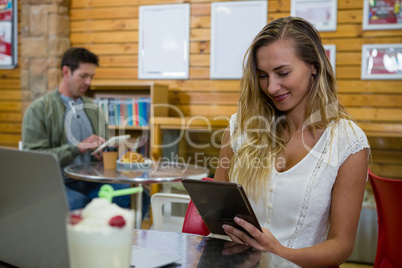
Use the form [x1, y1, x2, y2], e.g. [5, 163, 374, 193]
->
[22, 47, 131, 210]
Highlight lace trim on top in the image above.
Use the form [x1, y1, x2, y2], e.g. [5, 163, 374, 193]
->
[286, 136, 331, 248]
[341, 134, 370, 166]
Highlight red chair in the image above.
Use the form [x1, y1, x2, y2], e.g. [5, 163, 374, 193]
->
[181, 177, 212, 236]
[369, 169, 402, 268]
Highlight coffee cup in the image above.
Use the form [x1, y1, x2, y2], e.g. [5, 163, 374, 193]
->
[102, 146, 118, 169]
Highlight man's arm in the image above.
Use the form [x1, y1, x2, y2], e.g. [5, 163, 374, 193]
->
[22, 103, 80, 166]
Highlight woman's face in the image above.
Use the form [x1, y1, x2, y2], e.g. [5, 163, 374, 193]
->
[256, 39, 316, 115]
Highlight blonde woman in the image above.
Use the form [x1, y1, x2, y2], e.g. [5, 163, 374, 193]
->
[214, 17, 369, 267]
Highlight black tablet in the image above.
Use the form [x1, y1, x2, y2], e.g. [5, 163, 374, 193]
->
[181, 179, 262, 237]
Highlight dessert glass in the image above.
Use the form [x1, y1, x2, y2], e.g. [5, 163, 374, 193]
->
[66, 200, 134, 268]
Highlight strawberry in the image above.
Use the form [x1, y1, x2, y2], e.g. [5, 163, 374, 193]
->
[109, 215, 126, 228]
[69, 214, 83, 225]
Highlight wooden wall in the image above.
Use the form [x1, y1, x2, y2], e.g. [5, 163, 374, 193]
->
[1, 0, 401, 178]
[0, 67, 21, 147]
[0, 2, 21, 148]
[69, 0, 402, 178]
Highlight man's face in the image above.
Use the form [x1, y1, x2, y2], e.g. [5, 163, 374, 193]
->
[63, 63, 96, 99]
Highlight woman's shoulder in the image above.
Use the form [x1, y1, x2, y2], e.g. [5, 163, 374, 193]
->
[334, 118, 367, 140]
[332, 118, 370, 162]
[229, 113, 238, 136]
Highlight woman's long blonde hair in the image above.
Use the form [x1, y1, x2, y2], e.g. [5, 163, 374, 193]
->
[229, 17, 351, 200]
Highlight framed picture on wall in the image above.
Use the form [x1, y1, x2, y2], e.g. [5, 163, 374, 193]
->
[0, 0, 17, 69]
[290, 0, 337, 31]
[138, 4, 190, 79]
[361, 44, 402, 80]
[363, 0, 402, 30]
[210, 0, 267, 79]
[323, 45, 336, 74]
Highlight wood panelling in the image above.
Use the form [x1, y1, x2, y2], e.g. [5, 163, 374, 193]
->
[0, 113, 21, 121]
[0, 79, 20, 89]
[70, 7, 138, 20]
[0, 102, 21, 112]
[0, 124, 21, 133]
[71, 19, 138, 32]
[82, 44, 138, 55]
[0, 90, 23, 100]
[337, 80, 401, 93]
[70, 31, 138, 43]
[0, 0, 390, 177]
[0, 5, 21, 147]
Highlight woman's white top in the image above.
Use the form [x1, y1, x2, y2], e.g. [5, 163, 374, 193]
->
[229, 113, 369, 249]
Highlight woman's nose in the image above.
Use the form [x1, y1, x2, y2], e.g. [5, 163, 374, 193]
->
[267, 78, 280, 95]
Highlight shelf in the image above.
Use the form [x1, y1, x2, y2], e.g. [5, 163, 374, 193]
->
[108, 125, 150, 131]
[87, 81, 169, 158]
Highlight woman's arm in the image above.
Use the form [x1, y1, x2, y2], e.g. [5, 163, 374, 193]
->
[223, 148, 369, 268]
[214, 127, 233, 182]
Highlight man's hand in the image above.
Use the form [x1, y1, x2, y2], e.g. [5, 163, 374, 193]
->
[78, 135, 106, 158]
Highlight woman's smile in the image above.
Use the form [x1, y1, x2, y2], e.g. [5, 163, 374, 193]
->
[272, 92, 290, 102]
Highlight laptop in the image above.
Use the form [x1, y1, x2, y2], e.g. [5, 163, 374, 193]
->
[0, 147, 70, 268]
[0, 147, 182, 268]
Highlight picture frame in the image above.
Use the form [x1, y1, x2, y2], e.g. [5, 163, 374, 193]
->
[323, 45, 336, 75]
[363, 0, 402, 30]
[361, 44, 402, 80]
[290, 0, 337, 31]
[0, 0, 18, 69]
[210, 0, 267, 79]
[138, 4, 190, 79]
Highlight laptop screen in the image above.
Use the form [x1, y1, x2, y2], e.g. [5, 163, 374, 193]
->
[0, 147, 70, 268]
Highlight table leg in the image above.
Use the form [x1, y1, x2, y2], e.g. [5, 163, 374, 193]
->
[130, 183, 143, 229]
[135, 183, 143, 229]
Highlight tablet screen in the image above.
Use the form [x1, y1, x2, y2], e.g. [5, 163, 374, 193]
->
[182, 179, 262, 237]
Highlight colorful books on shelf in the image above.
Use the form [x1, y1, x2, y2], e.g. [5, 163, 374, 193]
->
[95, 97, 151, 127]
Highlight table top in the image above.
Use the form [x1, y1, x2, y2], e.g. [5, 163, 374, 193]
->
[133, 229, 299, 267]
[64, 161, 209, 184]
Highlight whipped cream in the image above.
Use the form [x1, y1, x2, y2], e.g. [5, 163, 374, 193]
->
[71, 198, 133, 233]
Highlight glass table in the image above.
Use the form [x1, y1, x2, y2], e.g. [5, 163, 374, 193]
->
[64, 161, 209, 228]
[132, 229, 300, 267]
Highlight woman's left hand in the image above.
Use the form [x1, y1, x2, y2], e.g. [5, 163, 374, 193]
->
[222, 216, 284, 256]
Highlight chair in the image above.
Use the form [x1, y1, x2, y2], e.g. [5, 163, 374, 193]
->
[150, 178, 212, 236]
[181, 178, 212, 236]
[369, 169, 402, 268]
[150, 193, 191, 232]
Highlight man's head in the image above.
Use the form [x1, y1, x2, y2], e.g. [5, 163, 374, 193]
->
[59, 47, 100, 100]
[61, 47, 99, 73]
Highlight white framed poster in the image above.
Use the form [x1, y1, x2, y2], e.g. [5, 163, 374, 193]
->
[291, 0, 337, 31]
[210, 1, 267, 79]
[361, 44, 402, 80]
[323, 44, 336, 74]
[0, 0, 17, 69]
[138, 4, 190, 79]
[363, 0, 402, 30]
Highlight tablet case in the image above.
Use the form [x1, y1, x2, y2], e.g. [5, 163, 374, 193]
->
[181, 179, 262, 237]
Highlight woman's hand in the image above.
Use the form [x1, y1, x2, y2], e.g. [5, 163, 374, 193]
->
[222, 217, 284, 256]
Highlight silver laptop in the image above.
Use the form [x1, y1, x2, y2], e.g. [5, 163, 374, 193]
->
[0, 147, 70, 268]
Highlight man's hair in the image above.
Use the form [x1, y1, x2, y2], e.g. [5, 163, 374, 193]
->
[61, 47, 99, 73]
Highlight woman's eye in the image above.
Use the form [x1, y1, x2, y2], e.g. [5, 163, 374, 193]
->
[258, 73, 268, 78]
[279, 72, 289, 76]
